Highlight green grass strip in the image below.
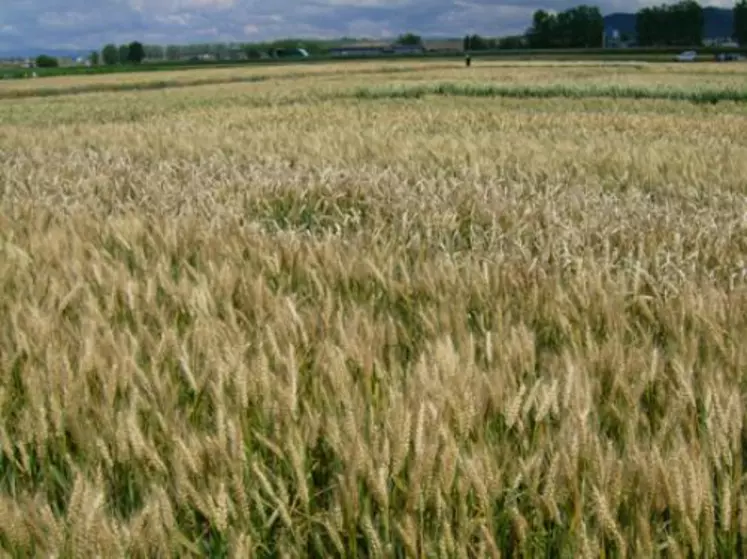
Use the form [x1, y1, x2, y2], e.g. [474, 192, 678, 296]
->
[3, 74, 746, 107]
[352, 82, 747, 104]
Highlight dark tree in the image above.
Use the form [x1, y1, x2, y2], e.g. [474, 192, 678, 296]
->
[35, 54, 58, 68]
[636, 1, 704, 46]
[672, 0, 704, 45]
[566, 5, 605, 47]
[736, 0, 747, 45]
[396, 33, 422, 46]
[498, 36, 525, 49]
[127, 41, 146, 63]
[463, 34, 489, 51]
[527, 10, 557, 48]
[526, 5, 603, 48]
[638, 6, 660, 46]
[102, 44, 119, 65]
[118, 44, 130, 64]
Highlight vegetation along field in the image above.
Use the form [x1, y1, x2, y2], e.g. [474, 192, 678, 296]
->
[1, 59, 747, 557]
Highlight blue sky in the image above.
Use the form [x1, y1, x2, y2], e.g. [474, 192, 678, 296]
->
[0, 0, 733, 53]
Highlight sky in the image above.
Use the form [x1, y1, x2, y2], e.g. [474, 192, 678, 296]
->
[0, 0, 735, 54]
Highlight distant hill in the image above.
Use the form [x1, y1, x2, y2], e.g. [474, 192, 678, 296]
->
[604, 7, 734, 39]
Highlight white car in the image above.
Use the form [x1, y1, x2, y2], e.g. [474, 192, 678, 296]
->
[675, 50, 697, 62]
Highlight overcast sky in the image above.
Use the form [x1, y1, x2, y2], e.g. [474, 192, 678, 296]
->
[0, 0, 734, 52]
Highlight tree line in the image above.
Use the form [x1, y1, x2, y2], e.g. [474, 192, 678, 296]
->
[81, 34, 432, 65]
[86, 39, 336, 65]
[636, 0, 703, 46]
[636, 0, 747, 46]
[92, 41, 146, 65]
[525, 5, 604, 49]
[463, 0, 747, 50]
[736, 0, 747, 46]
[35, 0, 746, 68]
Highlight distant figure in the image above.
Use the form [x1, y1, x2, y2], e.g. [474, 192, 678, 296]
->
[465, 54, 471, 67]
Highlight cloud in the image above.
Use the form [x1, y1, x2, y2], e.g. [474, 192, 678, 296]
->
[0, 0, 734, 54]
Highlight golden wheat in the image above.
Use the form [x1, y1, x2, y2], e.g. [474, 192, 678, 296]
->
[1, 59, 747, 557]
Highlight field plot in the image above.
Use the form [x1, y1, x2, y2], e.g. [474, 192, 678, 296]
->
[2, 60, 747, 557]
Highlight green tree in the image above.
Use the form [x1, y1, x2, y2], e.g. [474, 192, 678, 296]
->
[735, 0, 747, 45]
[636, 1, 703, 46]
[118, 44, 130, 64]
[463, 34, 490, 51]
[127, 41, 145, 63]
[35, 54, 58, 68]
[526, 5, 603, 48]
[498, 36, 525, 49]
[527, 10, 557, 48]
[671, 0, 704, 45]
[396, 33, 422, 46]
[89, 50, 100, 65]
[636, 6, 663, 46]
[102, 44, 119, 65]
[565, 5, 604, 47]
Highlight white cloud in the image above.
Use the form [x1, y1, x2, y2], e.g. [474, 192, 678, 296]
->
[37, 11, 91, 28]
[170, 0, 237, 9]
[154, 14, 192, 25]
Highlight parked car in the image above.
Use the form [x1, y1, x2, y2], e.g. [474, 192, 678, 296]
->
[674, 50, 697, 62]
[715, 52, 744, 62]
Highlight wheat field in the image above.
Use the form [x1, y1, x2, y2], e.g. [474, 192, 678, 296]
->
[1, 60, 747, 557]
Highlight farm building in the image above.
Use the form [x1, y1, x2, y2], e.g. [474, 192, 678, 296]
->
[423, 39, 464, 53]
[328, 41, 426, 57]
[328, 46, 385, 57]
[392, 45, 426, 54]
[328, 41, 391, 57]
